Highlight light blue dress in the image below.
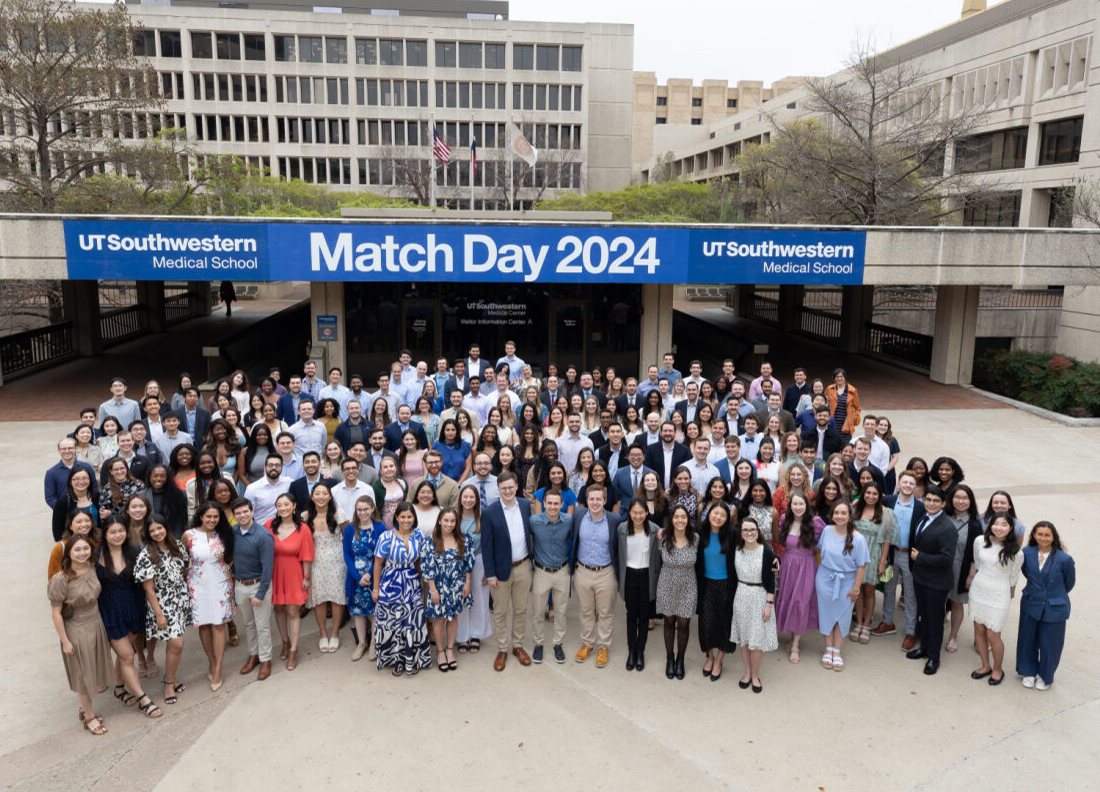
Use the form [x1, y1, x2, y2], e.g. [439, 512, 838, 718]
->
[815, 527, 870, 635]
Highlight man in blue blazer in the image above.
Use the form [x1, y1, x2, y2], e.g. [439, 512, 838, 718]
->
[611, 445, 652, 510]
[643, 422, 692, 490]
[382, 404, 430, 452]
[276, 375, 313, 423]
[1017, 528, 1075, 689]
[570, 486, 622, 668]
[905, 486, 956, 675]
[480, 472, 533, 672]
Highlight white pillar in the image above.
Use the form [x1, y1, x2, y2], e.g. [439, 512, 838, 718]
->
[639, 283, 673, 375]
[929, 285, 980, 385]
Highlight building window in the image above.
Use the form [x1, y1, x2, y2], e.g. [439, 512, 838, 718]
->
[379, 39, 402, 65]
[244, 34, 265, 61]
[691, 97, 702, 107]
[300, 37, 322, 63]
[513, 44, 533, 70]
[132, 30, 155, 57]
[406, 40, 427, 66]
[656, 96, 667, 106]
[727, 98, 736, 108]
[536, 44, 558, 70]
[963, 192, 1022, 227]
[485, 43, 505, 69]
[690, 118, 701, 125]
[655, 117, 666, 124]
[325, 37, 346, 63]
[955, 127, 1028, 173]
[459, 42, 481, 68]
[216, 33, 240, 60]
[355, 38, 376, 65]
[1038, 116, 1084, 165]
[561, 45, 581, 72]
[191, 32, 213, 59]
[435, 41, 455, 67]
[159, 30, 182, 58]
[274, 35, 296, 62]
[1048, 187, 1076, 228]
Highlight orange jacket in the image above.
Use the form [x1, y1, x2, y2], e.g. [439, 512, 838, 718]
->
[825, 384, 861, 436]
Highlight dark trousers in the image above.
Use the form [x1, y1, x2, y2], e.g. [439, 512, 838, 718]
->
[913, 580, 950, 660]
[1016, 612, 1066, 685]
[623, 567, 651, 654]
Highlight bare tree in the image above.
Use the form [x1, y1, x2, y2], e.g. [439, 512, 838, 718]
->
[485, 147, 586, 208]
[735, 36, 999, 225]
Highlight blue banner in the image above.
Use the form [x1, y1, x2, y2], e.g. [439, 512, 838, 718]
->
[63, 220, 865, 285]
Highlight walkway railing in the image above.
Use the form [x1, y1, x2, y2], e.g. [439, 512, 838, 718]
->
[798, 306, 842, 343]
[100, 305, 148, 347]
[862, 322, 933, 371]
[0, 321, 76, 378]
[751, 291, 779, 325]
[165, 291, 203, 325]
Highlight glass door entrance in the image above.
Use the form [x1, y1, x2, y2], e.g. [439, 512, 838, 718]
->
[550, 300, 586, 371]
[402, 299, 440, 365]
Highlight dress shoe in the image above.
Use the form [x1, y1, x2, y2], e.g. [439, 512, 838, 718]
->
[989, 673, 1004, 686]
[493, 651, 507, 672]
[595, 648, 609, 668]
[257, 661, 271, 681]
[513, 647, 532, 666]
[635, 651, 645, 672]
[674, 653, 685, 680]
[575, 645, 594, 663]
[665, 652, 676, 679]
[923, 658, 939, 675]
[239, 655, 260, 675]
[286, 649, 298, 671]
[906, 648, 928, 660]
[531, 645, 544, 664]
[870, 622, 896, 636]
[626, 648, 636, 671]
[971, 668, 992, 680]
[279, 640, 290, 661]
[900, 634, 916, 652]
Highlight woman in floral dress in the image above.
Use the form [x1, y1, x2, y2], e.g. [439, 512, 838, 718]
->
[422, 508, 474, 671]
[134, 515, 190, 705]
[304, 482, 348, 654]
[343, 496, 387, 662]
[372, 502, 430, 675]
[184, 502, 235, 691]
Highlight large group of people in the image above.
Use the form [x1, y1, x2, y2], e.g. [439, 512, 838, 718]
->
[45, 344, 1075, 735]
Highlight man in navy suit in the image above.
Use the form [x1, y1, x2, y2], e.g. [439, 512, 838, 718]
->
[613, 377, 643, 415]
[276, 375, 313, 423]
[570, 486, 621, 668]
[713, 435, 744, 484]
[539, 374, 563, 412]
[288, 452, 338, 511]
[880, 470, 927, 648]
[465, 343, 493, 383]
[612, 445, 652, 510]
[480, 472, 533, 671]
[443, 359, 470, 402]
[673, 381, 703, 423]
[383, 404, 429, 452]
[644, 422, 691, 490]
[905, 486, 957, 675]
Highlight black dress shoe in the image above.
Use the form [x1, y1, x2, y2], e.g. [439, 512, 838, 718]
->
[665, 652, 676, 679]
[635, 652, 645, 672]
[906, 648, 929, 660]
[626, 649, 636, 671]
[923, 658, 939, 675]
[751, 682, 762, 693]
[989, 673, 1004, 686]
[738, 679, 751, 689]
[971, 669, 992, 680]
[674, 653, 685, 680]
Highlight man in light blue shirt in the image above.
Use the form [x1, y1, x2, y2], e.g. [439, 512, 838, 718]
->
[469, 453, 499, 507]
[288, 400, 326, 460]
[496, 340, 526, 385]
[318, 367, 351, 419]
[154, 412, 192, 462]
[529, 491, 573, 663]
[657, 353, 682, 388]
[738, 415, 762, 462]
[636, 365, 661, 397]
[274, 432, 304, 480]
[98, 378, 141, 429]
[403, 361, 429, 406]
[570, 486, 620, 668]
[432, 357, 451, 396]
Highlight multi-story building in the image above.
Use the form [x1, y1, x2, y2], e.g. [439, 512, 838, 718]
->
[114, 0, 633, 207]
[637, 0, 1100, 362]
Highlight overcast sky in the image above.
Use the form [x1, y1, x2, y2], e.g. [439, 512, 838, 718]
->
[510, 0, 974, 85]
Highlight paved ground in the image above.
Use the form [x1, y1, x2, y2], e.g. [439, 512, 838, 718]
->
[5, 401, 1099, 791]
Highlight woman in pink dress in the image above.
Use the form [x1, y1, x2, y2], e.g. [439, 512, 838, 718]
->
[773, 493, 825, 665]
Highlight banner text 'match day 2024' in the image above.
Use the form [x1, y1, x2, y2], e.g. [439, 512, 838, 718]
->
[63, 221, 866, 285]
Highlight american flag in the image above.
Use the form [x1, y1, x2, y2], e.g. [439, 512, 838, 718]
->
[471, 135, 478, 174]
[432, 127, 451, 163]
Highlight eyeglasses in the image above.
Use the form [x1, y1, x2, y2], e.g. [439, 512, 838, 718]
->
[740, 528, 759, 534]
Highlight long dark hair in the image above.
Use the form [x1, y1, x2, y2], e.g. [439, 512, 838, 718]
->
[431, 507, 465, 557]
[951, 483, 979, 521]
[60, 535, 95, 578]
[625, 497, 651, 536]
[65, 464, 94, 502]
[1027, 520, 1064, 553]
[531, 440, 561, 491]
[306, 482, 339, 534]
[857, 482, 884, 523]
[981, 490, 1018, 525]
[778, 492, 817, 550]
[984, 511, 1021, 566]
[245, 425, 275, 470]
[96, 515, 138, 580]
[698, 501, 732, 554]
[904, 456, 929, 485]
[737, 479, 772, 524]
[662, 504, 697, 552]
[271, 493, 299, 532]
[141, 514, 187, 569]
[169, 443, 197, 476]
[191, 500, 235, 564]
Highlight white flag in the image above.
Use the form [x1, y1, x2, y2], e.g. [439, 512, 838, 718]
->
[511, 126, 538, 167]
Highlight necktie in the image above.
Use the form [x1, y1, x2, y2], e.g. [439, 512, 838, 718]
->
[632, 470, 639, 492]
[479, 480, 487, 502]
[915, 516, 930, 541]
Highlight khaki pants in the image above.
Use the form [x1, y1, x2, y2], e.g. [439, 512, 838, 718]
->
[233, 580, 273, 662]
[531, 565, 570, 648]
[491, 560, 532, 652]
[574, 565, 616, 649]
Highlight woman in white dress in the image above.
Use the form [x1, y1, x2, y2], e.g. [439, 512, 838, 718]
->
[729, 516, 779, 693]
[304, 483, 349, 653]
[966, 513, 1024, 685]
[184, 503, 235, 691]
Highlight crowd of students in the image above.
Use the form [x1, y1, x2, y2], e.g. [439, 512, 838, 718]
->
[44, 344, 1075, 736]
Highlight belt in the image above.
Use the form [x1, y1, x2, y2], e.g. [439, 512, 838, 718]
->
[511, 556, 530, 568]
[235, 577, 261, 586]
[579, 562, 612, 572]
[896, 547, 909, 552]
[739, 580, 764, 587]
[535, 562, 566, 573]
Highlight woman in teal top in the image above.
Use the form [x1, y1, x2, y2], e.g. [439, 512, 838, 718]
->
[694, 502, 737, 680]
[432, 419, 472, 482]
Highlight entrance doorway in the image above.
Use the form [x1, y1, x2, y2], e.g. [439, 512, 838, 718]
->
[550, 300, 586, 370]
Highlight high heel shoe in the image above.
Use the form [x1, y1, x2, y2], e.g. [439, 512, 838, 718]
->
[665, 651, 676, 679]
[286, 649, 298, 671]
[279, 640, 290, 661]
[674, 653, 685, 680]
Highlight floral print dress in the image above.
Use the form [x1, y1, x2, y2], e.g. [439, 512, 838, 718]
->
[421, 533, 476, 619]
[185, 530, 235, 625]
[134, 545, 192, 640]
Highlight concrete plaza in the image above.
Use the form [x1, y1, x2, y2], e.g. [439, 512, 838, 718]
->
[3, 403, 1098, 792]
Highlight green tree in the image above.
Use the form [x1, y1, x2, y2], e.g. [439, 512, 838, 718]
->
[536, 181, 735, 223]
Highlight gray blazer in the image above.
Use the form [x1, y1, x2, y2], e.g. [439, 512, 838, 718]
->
[616, 521, 661, 601]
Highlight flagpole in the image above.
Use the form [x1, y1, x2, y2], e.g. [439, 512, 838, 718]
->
[508, 112, 514, 212]
[429, 112, 436, 209]
[469, 111, 475, 210]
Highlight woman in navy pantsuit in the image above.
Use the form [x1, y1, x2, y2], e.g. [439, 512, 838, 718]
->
[1016, 521, 1075, 690]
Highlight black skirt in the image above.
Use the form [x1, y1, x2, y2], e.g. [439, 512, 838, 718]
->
[697, 577, 735, 653]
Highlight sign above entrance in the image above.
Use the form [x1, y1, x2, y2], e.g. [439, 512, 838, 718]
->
[63, 220, 866, 285]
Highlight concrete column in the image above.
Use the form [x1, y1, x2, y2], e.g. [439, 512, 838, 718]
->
[190, 282, 214, 317]
[310, 281, 347, 376]
[62, 280, 103, 356]
[929, 285, 980, 385]
[639, 283, 673, 375]
[839, 285, 873, 353]
[777, 285, 804, 333]
[734, 284, 755, 317]
[1019, 187, 1051, 228]
[136, 281, 167, 332]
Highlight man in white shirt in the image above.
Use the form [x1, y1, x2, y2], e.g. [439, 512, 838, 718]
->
[684, 360, 706, 390]
[142, 396, 165, 442]
[496, 340, 526, 386]
[288, 400, 326, 461]
[318, 367, 351, 419]
[556, 413, 594, 474]
[154, 412, 192, 461]
[492, 371, 521, 412]
[332, 458, 375, 515]
[850, 415, 892, 473]
[707, 421, 729, 465]
[462, 376, 494, 426]
[738, 415, 762, 462]
[466, 343, 492, 383]
[245, 455, 291, 525]
[388, 362, 410, 407]
[686, 438, 721, 492]
[398, 349, 416, 383]
[98, 378, 141, 429]
[370, 372, 402, 418]
[657, 378, 674, 411]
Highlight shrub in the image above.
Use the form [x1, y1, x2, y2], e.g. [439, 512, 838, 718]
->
[973, 349, 1100, 417]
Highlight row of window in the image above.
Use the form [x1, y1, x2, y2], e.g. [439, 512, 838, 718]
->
[272, 76, 351, 106]
[134, 29, 582, 72]
[276, 117, 352, 145]
[359, 79, 432, 108]
[512, 84, 583, 112]
[278, 157, 354, 184]
[655, 96, 738, 108]
[192, 114, 271, 143]
[0, 110, 188, 140]
[192, 73, 269, 103]
[954, 116, 1082, 173]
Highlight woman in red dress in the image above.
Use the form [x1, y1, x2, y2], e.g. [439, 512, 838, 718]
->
[266, 493, 313, 671]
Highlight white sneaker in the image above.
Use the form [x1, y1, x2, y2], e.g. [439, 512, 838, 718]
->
[1035, 679, 1050, 691]
[1022, 676, 1036, 689]
[319, 636, 331, 653]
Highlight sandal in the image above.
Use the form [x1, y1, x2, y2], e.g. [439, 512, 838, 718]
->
[144, 657, 159, 679]
[136, 695, 163, 719]
[946, 638, 958, 653]
[821, 649, 834, 670]
[468, 638, 480, 654]
[447, 647, 458, 671]
[832, 653, 845, 672]
[82, 712, 108, 736]
[848, 627, 861, 642]
[859, 626, 871, 644]
[789, 649, 800, 664]
[456, 642, 469, 654]
[392, 665, 403, 677]
[113, 685, 137, 707]
[162, 680, 185, 705]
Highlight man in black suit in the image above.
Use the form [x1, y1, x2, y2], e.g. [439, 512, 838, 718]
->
[753, 392, 796, 435]
[480, 472, 533, 672]
[540, 374, 563, 412]
[465, 344, 493, 383]
[288, 451, 338, 509]
[180, 387, 211, 446]
[576, 371, 607, 409]
[383, 404, 429, 452]
[613, 377, 643, 415]
[673, 381, 703, 423]
[806, 406, 843, 460]
[906, 486, 957, 675]
[443, 359, 470, 402]
[361, 427, 398, 475]
[644, 421, 691, 490]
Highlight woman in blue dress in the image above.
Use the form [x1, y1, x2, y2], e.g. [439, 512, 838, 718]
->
[433, 419, 472, 483]
[422, 507, 475, 672]
[343, 495, 387, 663]
[815, 500, 869, 672]
[372, 502, 431, 675]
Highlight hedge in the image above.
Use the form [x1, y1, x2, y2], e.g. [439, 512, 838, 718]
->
[973, 349, 1100, 417]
